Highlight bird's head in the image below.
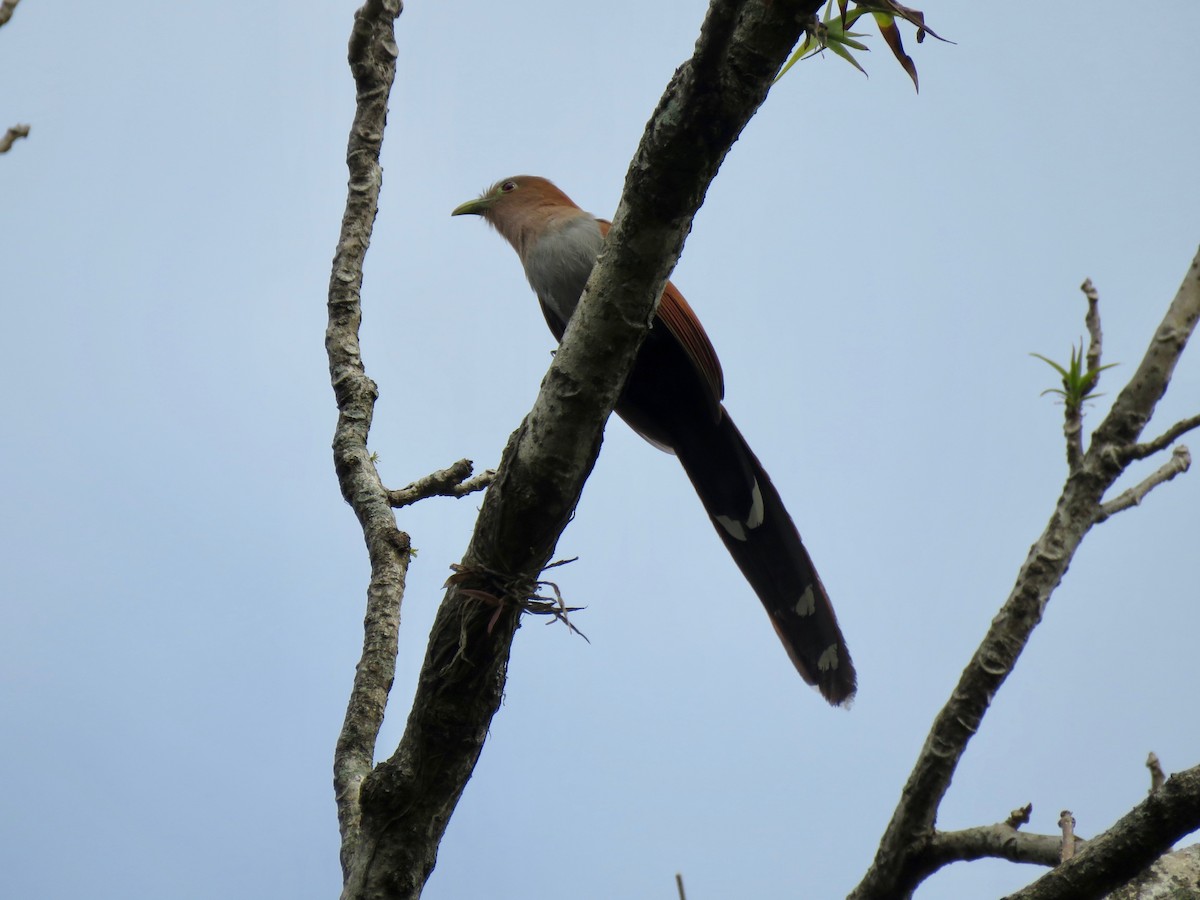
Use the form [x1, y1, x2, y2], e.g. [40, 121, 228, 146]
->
[452, 176, 583, 257]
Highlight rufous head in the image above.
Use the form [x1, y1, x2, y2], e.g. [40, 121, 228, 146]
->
[452, 176, 584, 257]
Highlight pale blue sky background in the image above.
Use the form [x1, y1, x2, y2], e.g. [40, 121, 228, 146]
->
[2, 2, 1198, 898]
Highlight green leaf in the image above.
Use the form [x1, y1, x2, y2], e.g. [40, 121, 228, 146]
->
[776, 0, 949, 90]
[1031, 343, 1119, 413]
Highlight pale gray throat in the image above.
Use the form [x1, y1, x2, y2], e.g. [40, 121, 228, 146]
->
[522, 215, 606, 324]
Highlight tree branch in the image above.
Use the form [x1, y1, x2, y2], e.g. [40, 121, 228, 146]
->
[1146, 753, 1165, 795]
[339, 2, 828, 897]
[1095, 445, 1191, 523]
[1058, 810, 1077, 863]
[325, 0, 406, 883]
[0, 0, 21, 28]
[1082, 278, 1102, 377]
[851, 247, 1200, 900]
[1063, 278, 1105, 471]
[925, 823, 1071, 871]
[1126, 412, 1200, 461]
[0, 124, 30, 153]
[1002, 764, 1200, 900]
[386, 460, 494, 509]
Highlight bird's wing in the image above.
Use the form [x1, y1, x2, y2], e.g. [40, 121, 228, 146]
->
[596, 218, 725, 404]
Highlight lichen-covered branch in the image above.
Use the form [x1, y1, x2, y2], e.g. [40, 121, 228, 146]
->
[338, 2, 827, 898]
[387, 459, 494, 508]
[1001, 764, 1200, 900]
[326, 0, 406, 883]
[851, 247, 1200, 900]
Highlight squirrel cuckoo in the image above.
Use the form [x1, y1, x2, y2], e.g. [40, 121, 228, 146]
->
[453, 176, 856, 705]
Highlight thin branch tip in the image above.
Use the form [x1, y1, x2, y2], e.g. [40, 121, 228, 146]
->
[0, 124, 31, 153]
[1147, 752, 1165, 794]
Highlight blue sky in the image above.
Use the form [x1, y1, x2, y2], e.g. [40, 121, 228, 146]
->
[2, 2, 1198, 898]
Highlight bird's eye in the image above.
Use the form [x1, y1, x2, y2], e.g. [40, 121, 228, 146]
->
[500, 180, 518, 193]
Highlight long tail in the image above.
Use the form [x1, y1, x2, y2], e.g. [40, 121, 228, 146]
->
[673, 410, 856, 705]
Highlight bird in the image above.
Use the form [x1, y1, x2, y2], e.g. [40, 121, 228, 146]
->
[452, 176, 856, 705]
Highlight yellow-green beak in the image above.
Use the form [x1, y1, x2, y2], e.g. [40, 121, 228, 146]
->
[451, 195, 493, 217]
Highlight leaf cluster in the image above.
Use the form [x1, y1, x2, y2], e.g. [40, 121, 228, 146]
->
[777, 0, 950, 92]
[1031, 342, 1118, 414]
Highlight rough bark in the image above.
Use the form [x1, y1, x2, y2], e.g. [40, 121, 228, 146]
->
[326, 0, 407, 883]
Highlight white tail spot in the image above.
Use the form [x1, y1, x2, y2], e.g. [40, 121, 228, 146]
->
[795, 585, 816, 616]
[746, 479, 764, 529]
[817, 644, 839, 671]
[715, 479, 764, 542]
[715, 515, 747, 541]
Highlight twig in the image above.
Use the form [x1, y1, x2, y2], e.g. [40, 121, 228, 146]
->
[1095, 445, 1191, 523]
[327, 0, 406, 885]
[0, 0, 21, 28]
[1126, 412, 1200, 460]
[1147, 752, 1165, 794]
[1082, 278, 1102, 375]
[1061, 278, 1104, 471]
[386, 459, 495, 508]
[0, 124, 30, 153]
[676, 872, 687, 900]
[1007, 804, 1033, 829]
[1058, 810, 1076, 862]
[890, 806, 1090, 887]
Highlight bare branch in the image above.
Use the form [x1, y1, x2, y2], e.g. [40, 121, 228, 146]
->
[1147, 752, 1165, 794]
[1082, 278, 1102, 375]
[926, 823, 1070, 871]
[387, 460, 494, 509]
[326, 0, 406, 883]
[1002, 764, 1200, 900]
[1058, 810, 1077, 862]
[1091, 248, 1200, 451]
[1096, 445, 1191, 523]
[883, 811, 1089, 890]
[1007, 804, 1033, 829]
[1127, 412, 1200, 460]
[851, 248, 1200, 900]
[0, 124, 30, 153]
[675, 872, 687, 900]
[0, 0, 21, 28]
